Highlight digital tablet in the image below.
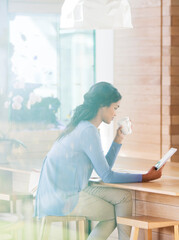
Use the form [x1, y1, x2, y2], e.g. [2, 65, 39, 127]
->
[155, 148, 177, 170]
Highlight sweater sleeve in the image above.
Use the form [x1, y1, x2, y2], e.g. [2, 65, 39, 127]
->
[105, 142, 122, 168]
[80, 126, 142, 183]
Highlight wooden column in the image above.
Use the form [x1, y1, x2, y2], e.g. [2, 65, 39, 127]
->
[161, 0, 179, 162]
[114, 0, 179, 162]
[170, 0, 179, 162]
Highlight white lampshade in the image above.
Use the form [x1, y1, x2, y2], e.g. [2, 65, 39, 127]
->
[60, 0, 133, 29]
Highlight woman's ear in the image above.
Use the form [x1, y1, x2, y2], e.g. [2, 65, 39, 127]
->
[99, 104, 105, 108]
[99, 106, 105, 111]
[97, 107, 103, 115]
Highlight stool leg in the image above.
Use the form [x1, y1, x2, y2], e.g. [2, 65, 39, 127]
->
[39, 217, 45, 240]
[76, 221, 79, 240]
[62, 221, 69, 240]
[39, 217, 51, 240]
[78, 220, 85, 240]
[130, 226, 139, 240]
[174, 225, 179, 240]
[36, 218, 41, 240]
[145, 229, 152, 240]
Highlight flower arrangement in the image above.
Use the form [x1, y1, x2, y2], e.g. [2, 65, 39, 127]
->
[4, 82, 61, 126]
[0, 82, 61, 162]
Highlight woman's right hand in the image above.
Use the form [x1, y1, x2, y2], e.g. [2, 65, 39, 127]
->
[142, 165, 164, 182]
[114, 126, 125, 144]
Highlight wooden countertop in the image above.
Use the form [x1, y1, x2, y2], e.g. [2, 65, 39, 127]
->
[91, 156, 179, 196]
[92, 177, 179, 196]
[1, 157, 179, 196]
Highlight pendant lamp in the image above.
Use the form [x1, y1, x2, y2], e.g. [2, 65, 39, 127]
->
[60, 0, 133, 29]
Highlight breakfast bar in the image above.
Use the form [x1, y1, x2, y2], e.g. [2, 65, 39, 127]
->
[90, 157, 179, 240]
[0, 157, 179, 240]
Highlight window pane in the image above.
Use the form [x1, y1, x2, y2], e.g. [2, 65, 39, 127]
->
[9, 14, 60, 95]
[8, 14, 95, 127]
[59, 30, 96, 124]
[8, 14, 60, 126]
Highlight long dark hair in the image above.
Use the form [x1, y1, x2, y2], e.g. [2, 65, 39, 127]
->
[58, 82, 122, 140]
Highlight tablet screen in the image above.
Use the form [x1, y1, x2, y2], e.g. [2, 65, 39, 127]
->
[155, 148, 177, 170]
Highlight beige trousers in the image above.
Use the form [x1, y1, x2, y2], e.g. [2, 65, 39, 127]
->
[70, 185, 132, 240]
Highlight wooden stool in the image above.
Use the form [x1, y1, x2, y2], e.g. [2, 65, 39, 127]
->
[39, 216, 87, 240]
[117, 216, 179, 240]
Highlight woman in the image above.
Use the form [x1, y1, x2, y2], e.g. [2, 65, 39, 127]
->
[35, 82, 163, 240]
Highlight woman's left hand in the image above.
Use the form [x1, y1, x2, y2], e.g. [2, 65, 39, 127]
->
[142, 165, 164, 182]
[114, 126, 125, 144]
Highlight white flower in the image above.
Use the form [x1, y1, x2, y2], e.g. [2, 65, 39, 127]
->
[12, 95, 24, 103]
[12, 102, 22, 110]
[28, 92, 41, 106]
[29, 93, 37, 105]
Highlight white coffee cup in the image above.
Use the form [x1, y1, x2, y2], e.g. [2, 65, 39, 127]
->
[118, 117, 132, 135]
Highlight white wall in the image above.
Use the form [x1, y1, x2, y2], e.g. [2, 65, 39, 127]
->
[95, 30, 114, 153]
